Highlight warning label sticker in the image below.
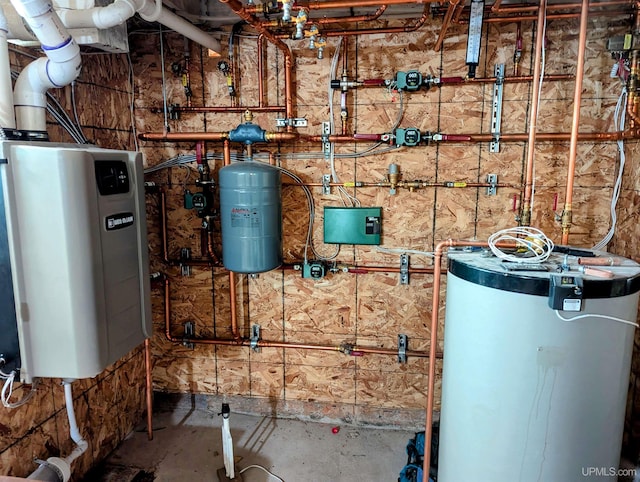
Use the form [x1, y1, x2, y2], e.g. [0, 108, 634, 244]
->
[231, 207, 261, 228]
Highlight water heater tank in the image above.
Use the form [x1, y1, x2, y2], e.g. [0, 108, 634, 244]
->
[219, 160, 282, 273]
[438, 250, 640, 482]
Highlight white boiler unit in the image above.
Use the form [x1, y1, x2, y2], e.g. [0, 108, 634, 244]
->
[437, 250, 640, 482]
[0, 141, 151, 383]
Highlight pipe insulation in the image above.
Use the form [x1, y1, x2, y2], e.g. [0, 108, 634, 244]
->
[10, 0, 81, 131]
[0, 4, 15, 130]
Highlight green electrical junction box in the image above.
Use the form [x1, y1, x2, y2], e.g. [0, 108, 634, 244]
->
[323, 207, 382, 245]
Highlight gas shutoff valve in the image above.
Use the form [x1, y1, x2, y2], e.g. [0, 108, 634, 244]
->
[315, 37, 327, 59]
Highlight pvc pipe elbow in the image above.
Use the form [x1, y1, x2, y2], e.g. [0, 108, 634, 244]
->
[139, 0, 163, 22]
[57, 0, 137, 29]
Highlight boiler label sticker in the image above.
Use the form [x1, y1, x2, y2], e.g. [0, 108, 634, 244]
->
[106, 212, 135, 231]
[231, 207, 261, 228]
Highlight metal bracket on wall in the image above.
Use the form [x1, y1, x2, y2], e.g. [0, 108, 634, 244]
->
[322, 121, 331, 158]
[276, 117, 308, 128]
[250, 324, 261, 352]
[180, 248, 192, 277]
[322, 174, 331, 195]
[397, 334, 408, 363]
[400, 254, 410, 285]
[490, 64, 505, 153]
[486, 174, 498, 196]
[183, 321, 195, 349]
[169, 103, 180, 120]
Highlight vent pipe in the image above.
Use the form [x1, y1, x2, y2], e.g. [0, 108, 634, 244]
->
[9, 0, 81, 132]
[0, 4, 16, 132]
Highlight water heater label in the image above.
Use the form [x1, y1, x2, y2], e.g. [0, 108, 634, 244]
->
[231, 207, 261, 228]
[106, 212, 135, 231]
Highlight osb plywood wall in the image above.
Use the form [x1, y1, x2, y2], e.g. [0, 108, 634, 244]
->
[0, 50, 145, 478]
[136, 13, 629, 427]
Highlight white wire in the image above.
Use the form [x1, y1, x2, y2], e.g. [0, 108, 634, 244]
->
[488, 226, 554, 263]
[555, 310, 638, 328]
[239, 464, 285, 481]
[530, 7, 547, 213]
[127, 52, 140, 151]
[1, 371, 38, 409]
[593, 85, 627, 251]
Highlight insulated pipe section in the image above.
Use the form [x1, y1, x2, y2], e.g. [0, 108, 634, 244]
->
[10, 0, 81, 132]
[0, 4, 16, 130]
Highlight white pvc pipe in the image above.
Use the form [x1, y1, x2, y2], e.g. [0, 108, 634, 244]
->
[62, 380, 88, 465]
[138, 1, 221, 53]
[9, 0, 81, 131]
[0, 4, 16, 130]
[57, 0, 137, 30]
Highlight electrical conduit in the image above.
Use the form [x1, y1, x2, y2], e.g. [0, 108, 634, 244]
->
[0, 4, 16, 132]
[10, 0, 81, 132]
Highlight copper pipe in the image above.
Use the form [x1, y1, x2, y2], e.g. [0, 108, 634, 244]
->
[158, 191, 220, 267]
[324, 6, 429, 37]
[161, 191, 169, 263]
[423, 239, 516, 482]
[229, 271, 240, 339]
[296, 0, 433, 8]
[491, 0, 630, 14]
[144, 338, 153, 441]
[435, 0, 461, 52]
[143, 130, 626, 145]
[561, 0, 590, 245]
[265, 132, 299, 142]
[521, 0, 547, 227]
[347, 266, 441, 274]
[316, 5, 388, 24]
[258, 34, 265, 108]
[166, 106, 285, 114]
[480, 10, 629, 22]
[468, 74, 573, 84]
[159, 273, 443, 358]
[207, 228, 220, 264]
[282, 180, 515, 188]
[462, 131, 623, 142]
[219, 0, 295, 126]
[223, 139, 231, 166]
[140, 132, 228, 142]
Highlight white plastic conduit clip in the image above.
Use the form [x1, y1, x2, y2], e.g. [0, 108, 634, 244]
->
[0, 4, 16, 131]
[10, 0, 81, 132]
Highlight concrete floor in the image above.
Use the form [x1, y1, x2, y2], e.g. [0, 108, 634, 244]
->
[86, 405, 416, 482]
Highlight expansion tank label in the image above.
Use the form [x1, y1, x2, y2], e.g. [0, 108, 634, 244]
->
[106, 212, 134, 231]
[231, 207, 261, 228]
